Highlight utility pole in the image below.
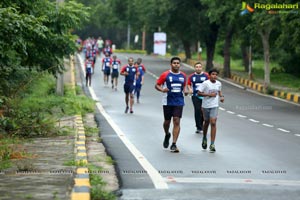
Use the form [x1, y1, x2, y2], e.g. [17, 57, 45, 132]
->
[142, 26, 146, 51]
[56, 0, 64, 96]
[127, 23, 131, 49]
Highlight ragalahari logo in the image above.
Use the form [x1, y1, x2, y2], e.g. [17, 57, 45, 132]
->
[240, 2, 255, 15]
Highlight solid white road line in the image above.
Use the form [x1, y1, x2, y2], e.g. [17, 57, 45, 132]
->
[78, 55, 168, 189]
[165, 177, 300, 186]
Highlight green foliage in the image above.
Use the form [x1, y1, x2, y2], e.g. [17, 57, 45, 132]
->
[0, 72, 94, 137]
[114, 49, 147, 54]
[0, 0, 90, 74]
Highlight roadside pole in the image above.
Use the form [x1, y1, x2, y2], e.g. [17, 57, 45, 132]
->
[56, 0, 64, 96]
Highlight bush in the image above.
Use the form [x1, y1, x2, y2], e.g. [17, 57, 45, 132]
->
[0, 71, 94, 137]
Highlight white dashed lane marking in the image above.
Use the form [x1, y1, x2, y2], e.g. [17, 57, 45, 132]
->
[226, 111, 235, 114]
[262, 123, 274, 128]
[277, 128, 290, 133]
[237, 114, 247, 118]
[249, 119, 260, 123]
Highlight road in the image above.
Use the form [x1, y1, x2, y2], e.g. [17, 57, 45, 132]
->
[77, 53, 300, 200]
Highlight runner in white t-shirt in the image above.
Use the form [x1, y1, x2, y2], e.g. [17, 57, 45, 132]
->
[197, 68, 224, 153]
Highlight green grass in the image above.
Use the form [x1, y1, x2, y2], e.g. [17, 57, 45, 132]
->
[88, 164, 116, 200]
[191, 52, 300, 91]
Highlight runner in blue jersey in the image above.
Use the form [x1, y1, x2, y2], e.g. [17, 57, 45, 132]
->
[111, 55, 121, 91]
[102, 52, 112, 86]
[187, 62, 209, 134]
[135, 62, 145, 103]
[120, 57, 139, 114]
[155, 57, 187, 153]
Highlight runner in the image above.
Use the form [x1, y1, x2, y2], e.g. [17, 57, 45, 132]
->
[137, 58, 146, 73]
[97, 36, 104, 57]
[111, 55, 121, 91]
[155, 57, 187, 153]
[120, 57, 139, 114]
[85, 57, 94, 86]
[135, 61, 145, 103]
[197, 68, 224, 153]
[103, 44, 113, 57]
[102, 52, 112, 86]
[187, 62, 209, 134]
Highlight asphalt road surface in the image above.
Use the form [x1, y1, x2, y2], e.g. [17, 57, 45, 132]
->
[77, 53, 300, 200]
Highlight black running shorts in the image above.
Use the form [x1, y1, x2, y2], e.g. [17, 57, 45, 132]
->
[163, 105, 183, 120]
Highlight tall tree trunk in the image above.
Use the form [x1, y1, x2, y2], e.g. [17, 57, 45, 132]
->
[223, 26, 234, 78]
[258, 28, 271, 90]
[182, 39, 191, 60]
[241, 45, 249, 72]
[205, 23, 219, 72]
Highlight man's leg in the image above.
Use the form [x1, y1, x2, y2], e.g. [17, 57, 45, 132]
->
[210, 118, 217, 144]
[192, 96, 202, 132]
[125, 93, 129, 107]
[172, 117, 181, 143]
[202, 108, 210, 149]
[129, 93, 134, 113]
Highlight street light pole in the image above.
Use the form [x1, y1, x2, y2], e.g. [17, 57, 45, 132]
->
[56, 0, 64, 96]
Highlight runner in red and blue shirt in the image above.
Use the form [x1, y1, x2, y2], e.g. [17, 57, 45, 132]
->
[111, 55, 121, 91]
[102, 52, 112, 86]
[155, 57, 186, 153]
[120, 57, 139, 114]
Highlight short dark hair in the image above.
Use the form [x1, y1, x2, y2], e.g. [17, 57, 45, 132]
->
[170, 57, 181, 63]
[208, 68, 219, 75]
[194, 62, 202, 67]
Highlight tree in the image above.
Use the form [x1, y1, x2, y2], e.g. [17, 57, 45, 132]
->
[276, 9, 300, 75]
[201, 0, 242, 77]
[246, 4, 280, 89]
[0, 0, 89, 97]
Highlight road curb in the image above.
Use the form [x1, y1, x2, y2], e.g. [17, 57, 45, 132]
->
[230, 74, 300, 104]
[69, 55, 91, 200]
[71, 115, 91, 200]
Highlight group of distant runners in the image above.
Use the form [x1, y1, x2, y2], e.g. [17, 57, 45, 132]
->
[79, 38, 224, 154]
[80, 37, 147, 114]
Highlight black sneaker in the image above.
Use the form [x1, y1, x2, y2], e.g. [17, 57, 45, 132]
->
[209, 144, 216, 153]
[202, 138, 207, 150]
[170, 143, 180, 153]
[163, 133, 171, 148]
[125, 106, 129, 113]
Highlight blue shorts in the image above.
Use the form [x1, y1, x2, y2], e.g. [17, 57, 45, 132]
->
[124, 84, 135, 94]
[104, 68, 111, 76]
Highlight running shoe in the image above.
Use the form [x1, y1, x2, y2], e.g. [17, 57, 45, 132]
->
[163, 133, 171, 148]
[170, 143, 180, 153]
[195, 129, 202, 134]
[202, 138, 207, 150]
[209, 144, 216, 153]
[124, 106, 129, 113]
